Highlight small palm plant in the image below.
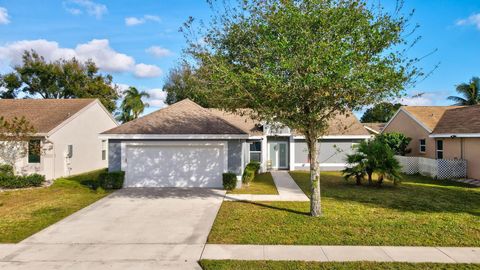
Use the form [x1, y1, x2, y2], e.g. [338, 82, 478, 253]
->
[343, 153, 367, 185]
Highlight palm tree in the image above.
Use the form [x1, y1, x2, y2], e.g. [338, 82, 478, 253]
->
[448, 77, 480, 105]
[343, 153, 367, 185]
[118, 87, 150, 122]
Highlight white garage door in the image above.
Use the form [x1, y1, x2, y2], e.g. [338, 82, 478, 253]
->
[124, 142, 226, 188]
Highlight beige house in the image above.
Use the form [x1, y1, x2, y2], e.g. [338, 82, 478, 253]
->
[383, 105, 480, 179]
[0, 99, 118, 180]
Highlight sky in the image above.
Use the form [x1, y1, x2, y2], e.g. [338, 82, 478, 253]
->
[0, 0, 479, 117]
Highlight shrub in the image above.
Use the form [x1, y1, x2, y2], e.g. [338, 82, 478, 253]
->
[0, 164, 14, 176]
[223, 172, 237, 190]
[99, 171, 125, 189]
[66, 168, 107, 189]
[0, 173, 45, 189]
[242, 162, 260, 185]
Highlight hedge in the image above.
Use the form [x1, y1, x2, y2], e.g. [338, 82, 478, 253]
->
[222, 172, 237, 190]
[242, 162, 261, 185]
[98, 171, 125, 189]
[0, 164, 14, 176]
[0, 173, 45, 189]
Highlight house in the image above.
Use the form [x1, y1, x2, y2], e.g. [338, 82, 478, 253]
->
[383, 105, 480, 179]
[100, 99, 370, 188]
[0, 99, 118, 180]
[362, 122, 386, 135]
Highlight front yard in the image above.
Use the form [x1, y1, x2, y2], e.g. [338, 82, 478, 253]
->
[228, 172, 278, 195]
[208, 171, 480, 246]
[0, 170, 109, 243]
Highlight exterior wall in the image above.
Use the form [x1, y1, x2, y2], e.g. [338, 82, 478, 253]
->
[293, 139, 361, 171]
[107, 139, 246, 178]
[461, 138, 480, 179]
[0, 139, 50, 178]
[383, 110, 435, 159]
[48, 102, 117, 178]
[441, 138, 462, 160]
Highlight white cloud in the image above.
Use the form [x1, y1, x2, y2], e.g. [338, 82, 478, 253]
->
[146, 46, 173, 57]
[0, 39, 162, 78]
[63, 0, 107, 19]
[395, 92, 438, 106]
[125, 14, 161, 26]
[456, 13, 480, 29]
[146, 88, 167, 108]
[0, 7, 10, 25]
[134, 63, 163, 78]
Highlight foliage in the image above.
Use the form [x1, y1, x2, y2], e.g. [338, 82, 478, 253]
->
[98, 171, 125, 189]
[343, 138, 402, 186]
[0, 173, 45, 189]
[242, 162, 261, 185]
[360, 102, 402, 123]
[448, 77, 480, 105]
[163, 63, 211, 107]
[65, 168, 108, 190]
[228, 172, 278, 194]
[377, 132, 411, 156]
[222, 172, 237, 190]
[0, 164, 14, 176]
[0, 50, 119, 112]
[0, 116, 36, 167]
[183, 0, 423, 216]
[117, 87, 150, 123]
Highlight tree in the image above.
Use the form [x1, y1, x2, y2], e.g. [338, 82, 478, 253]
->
[343, 153, 367, 185]
[117, 87, 150, 122]
[447, 77, 480, 105]
[0, 50, 119, 112]
[183, 0, 422, 216]
[360, 102, 402, 123]
[0, 116, 36, 168]
[163, 63, 211, 107]
[377, 132, 411, 156]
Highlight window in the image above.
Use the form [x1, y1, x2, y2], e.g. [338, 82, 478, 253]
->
[436, 140, 443, 159]
[101, 140, 107, 161]
[249, 141, 262, 162]
[28, 140, 41, 163]
[419, 139, 426, 153]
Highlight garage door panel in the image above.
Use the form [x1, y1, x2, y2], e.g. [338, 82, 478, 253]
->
[125, 144, 225, 188]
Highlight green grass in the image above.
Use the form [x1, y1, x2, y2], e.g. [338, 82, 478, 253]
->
[0, 172, 110, 243]
[208, 171, 480, 246]
[199, 260, 479, 270]
[228, 172, 278, 195]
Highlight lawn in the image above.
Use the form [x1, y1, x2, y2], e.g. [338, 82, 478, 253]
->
[228, 172, 278, 195]
[208, 171, 480, 246]
[0, 175, 109, 243]
[200, 260, 479, 270]
[199, 260, 479, 270]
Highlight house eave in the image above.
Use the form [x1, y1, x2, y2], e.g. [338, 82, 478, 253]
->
[99, 134, 250, 140]
[429, 133, 480, 138]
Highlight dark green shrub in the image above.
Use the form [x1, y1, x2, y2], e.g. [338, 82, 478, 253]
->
[66, 168, 107, 189]
[246, 162, 261, 175]
[222, 172, 237, 190]
[99, 171, 125, 189]
[0, 173, 45, 189]
[242, 162, 260, 185]
[0, 164, 14, 176]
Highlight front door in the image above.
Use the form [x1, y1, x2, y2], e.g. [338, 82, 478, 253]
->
[268, 142, 288, 169]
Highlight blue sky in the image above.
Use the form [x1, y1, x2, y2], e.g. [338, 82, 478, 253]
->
[0, 0, 479, 116]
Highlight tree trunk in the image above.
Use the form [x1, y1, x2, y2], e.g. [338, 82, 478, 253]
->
[306, 134, 321, 217]
[355, 176, 362, 185]
[367, 171, 373, 185]
[378, 174, 384, 186]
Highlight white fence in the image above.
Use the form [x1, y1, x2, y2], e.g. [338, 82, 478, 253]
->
[395, 155, 467, 179]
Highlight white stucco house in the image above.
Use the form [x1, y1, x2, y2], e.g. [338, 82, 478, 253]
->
[0, 99, 118, 180]
[100, 99, 370, 188]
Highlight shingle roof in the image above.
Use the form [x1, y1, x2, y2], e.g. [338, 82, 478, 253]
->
[363, 122, 386, 134]
[103, 99, 247, 135]
[402, 106, 463, 131]
[208, 109, 263, 136]
[432, 105, 480, 135]
[0, 99, 96, 134]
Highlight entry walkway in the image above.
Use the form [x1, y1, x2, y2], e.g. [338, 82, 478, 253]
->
[201, 244, 480, 263]
[224, 171, 309, 201]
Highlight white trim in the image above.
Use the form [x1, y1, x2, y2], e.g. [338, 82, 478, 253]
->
[100, 134, 249, 140]
[48, 99, 118, 137]
[430, 133, 480, 138]
[419, 139, 426, 153]
[289, 135, 295, 171]
[363, 125, 380, 135]
[121, 140, 228, 174]
[382, 108, 432, 134]
[292, 135, 371, 140]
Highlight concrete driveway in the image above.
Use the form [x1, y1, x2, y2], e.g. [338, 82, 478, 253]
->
[0, 188, 226, 270]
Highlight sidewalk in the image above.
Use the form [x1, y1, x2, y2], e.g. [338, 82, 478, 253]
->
[201, 244, 480, 263]
[224, 171, 309, 201]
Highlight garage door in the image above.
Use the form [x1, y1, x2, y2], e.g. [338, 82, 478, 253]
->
[124, 142, 226, 188]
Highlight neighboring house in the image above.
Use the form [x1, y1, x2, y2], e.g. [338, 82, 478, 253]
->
[0, 99, 118, 180]
[101, 99, 370, 188]
[383, 105, 480, 179]
[363, 122, 386, 135]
